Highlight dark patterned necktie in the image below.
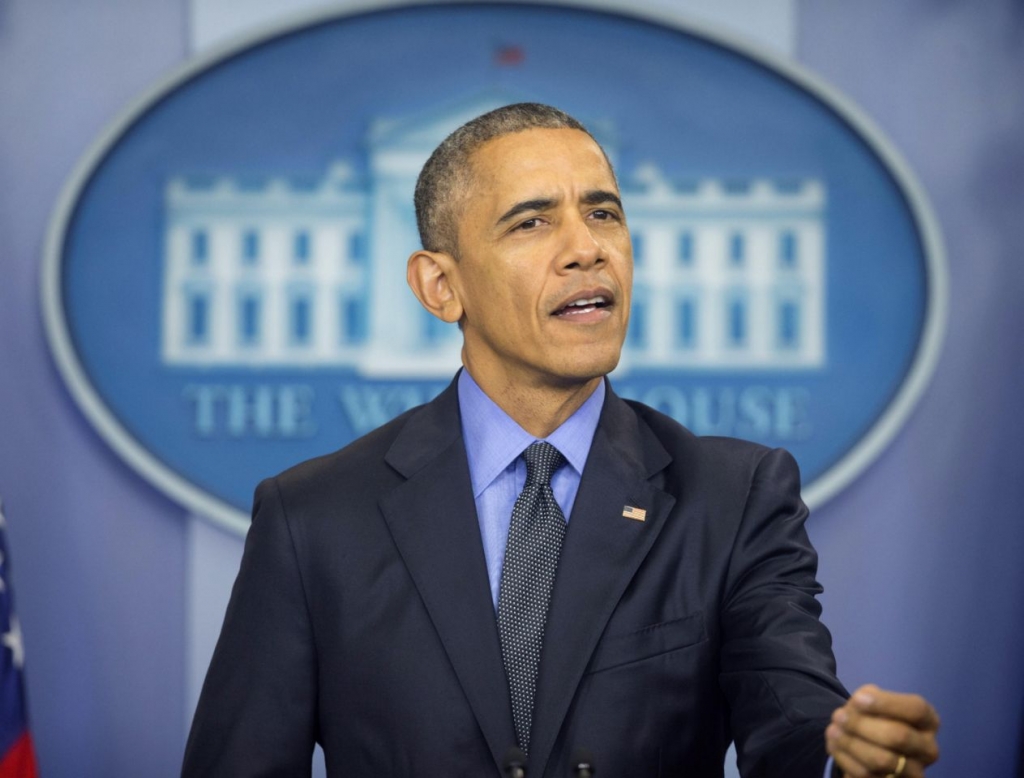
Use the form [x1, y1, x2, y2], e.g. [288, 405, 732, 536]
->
[497, 441, 568, 753]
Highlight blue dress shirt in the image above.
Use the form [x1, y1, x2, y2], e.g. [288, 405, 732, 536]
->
[457, 369, 605, 610]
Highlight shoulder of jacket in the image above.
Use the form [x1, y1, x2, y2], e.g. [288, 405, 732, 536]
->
[270, 402, 422, 494]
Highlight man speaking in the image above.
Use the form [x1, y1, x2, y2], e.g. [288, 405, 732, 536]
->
[182, 104, 939, 777]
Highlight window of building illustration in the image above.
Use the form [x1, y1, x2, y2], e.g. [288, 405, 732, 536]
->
[340, 295, 367, 344]
[628, 297, 647, 349]
[294, 230, 311, 265]
[678, 231, 695, 266]
[242, 229, 260, 265]
[727, 294, 747, 347]
[190, 230, 208, 266]
[349, 232, 367, 265]
[289, 293, 313, 346]
[676, 297, 698, 349]
[631, 233, 643, 267]
[779, 230, 798, 268]
[729, 232, 745, 267]
[238, 292, 262, 346]
[778, 299, 801, 349]
[186, 291, 210, 345]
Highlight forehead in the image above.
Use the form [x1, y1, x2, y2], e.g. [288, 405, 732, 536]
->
[465, 128, 617, 201]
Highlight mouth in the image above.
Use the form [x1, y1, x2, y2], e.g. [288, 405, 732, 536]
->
[551, 290, 614, 319]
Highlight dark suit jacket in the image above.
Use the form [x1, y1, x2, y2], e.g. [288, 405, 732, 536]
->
[183, 378, 847, 777]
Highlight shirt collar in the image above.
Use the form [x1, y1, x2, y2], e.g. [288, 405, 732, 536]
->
[458, 369, 605, 498]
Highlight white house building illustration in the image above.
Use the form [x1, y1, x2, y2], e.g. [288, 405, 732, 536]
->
[161, 94, 826, 376]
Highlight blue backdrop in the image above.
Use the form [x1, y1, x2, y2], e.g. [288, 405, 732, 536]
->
[0, 1, 1022, 775]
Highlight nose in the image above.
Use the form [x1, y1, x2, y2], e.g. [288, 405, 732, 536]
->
[558, 213, 604, 272]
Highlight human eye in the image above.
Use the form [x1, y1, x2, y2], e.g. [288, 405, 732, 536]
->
[590, 207, 622, 222]
[514, 217, 544, 231]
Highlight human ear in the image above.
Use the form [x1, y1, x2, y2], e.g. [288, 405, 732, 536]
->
[406, 249, 464, 324]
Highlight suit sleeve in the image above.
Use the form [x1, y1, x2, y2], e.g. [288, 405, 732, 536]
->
[182, 478, 318, 777]
[718, 448, 848, 778]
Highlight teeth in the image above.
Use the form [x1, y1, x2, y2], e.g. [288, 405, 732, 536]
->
[554, 295, 610, 316]
[568, 296, 606, 307]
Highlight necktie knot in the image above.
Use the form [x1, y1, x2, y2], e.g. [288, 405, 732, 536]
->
[522, 441, 565, 488]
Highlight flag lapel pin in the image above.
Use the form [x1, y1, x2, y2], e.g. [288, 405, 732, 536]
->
[622, 505, 647, 522]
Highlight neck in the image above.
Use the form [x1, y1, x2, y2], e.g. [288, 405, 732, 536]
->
[462, 363, 603, 439]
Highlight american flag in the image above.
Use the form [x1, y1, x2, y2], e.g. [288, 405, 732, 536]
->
[0, 501, 38, 777]
[622, 505, 647, 522]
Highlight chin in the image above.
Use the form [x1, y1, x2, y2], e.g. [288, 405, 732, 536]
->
[553, 350, 622, 385]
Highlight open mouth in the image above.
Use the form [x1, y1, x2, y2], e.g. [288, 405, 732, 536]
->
[552, 295, 612, 317]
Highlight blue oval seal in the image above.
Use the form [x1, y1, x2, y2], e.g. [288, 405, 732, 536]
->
[42, 2, 946, 535]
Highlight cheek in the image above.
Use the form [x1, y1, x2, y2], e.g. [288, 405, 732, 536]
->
[464, 273, 531, 330]
[486, 266, 537, 313]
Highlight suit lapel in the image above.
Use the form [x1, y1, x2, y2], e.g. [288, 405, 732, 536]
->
[527, 389, 676, 777]
[379, 381, 516, 771]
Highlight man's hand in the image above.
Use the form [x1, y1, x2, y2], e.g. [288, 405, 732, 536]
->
[825, 684, 940, 777]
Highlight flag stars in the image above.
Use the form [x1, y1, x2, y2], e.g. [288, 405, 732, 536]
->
[0, 501, 20, 665]
[3, 615, 24, 670]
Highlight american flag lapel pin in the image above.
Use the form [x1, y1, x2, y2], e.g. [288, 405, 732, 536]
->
[622, 505, 647, 522]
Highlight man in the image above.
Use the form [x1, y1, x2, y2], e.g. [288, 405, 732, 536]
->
[183, 104, 939, 777]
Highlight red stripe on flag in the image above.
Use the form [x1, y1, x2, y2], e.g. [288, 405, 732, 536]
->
[0, 732, 38, 778]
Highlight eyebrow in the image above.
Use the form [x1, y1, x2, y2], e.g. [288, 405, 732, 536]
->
[496, 198, 556, 226]
[495, 190, 624, 226]
[581, 189, 624, 210]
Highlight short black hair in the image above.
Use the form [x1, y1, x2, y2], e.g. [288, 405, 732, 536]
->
[413, 103, 607, 256]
